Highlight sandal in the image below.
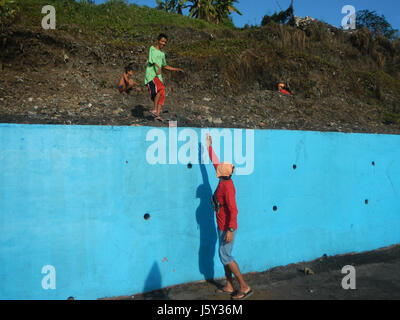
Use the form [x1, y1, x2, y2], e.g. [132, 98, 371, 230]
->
[231, 289, 253, 300]
[215, 287, 234, 295]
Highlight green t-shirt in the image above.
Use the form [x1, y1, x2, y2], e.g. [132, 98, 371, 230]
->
[144, 45, 167, 85]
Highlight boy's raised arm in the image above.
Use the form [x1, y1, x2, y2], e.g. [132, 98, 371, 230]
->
[206, 134, 219, 171]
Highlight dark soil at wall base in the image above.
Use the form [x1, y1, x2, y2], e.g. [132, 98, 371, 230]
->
[103, 244, 400, 300]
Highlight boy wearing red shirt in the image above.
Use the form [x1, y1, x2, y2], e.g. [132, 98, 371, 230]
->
[206, 134, 253, 300]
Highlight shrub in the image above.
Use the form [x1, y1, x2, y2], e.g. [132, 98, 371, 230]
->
[0, 0, 19, 36]
[356, 9, 398, 40]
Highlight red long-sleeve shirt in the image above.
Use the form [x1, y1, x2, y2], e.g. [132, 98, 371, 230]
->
[208, 145, 238, 231]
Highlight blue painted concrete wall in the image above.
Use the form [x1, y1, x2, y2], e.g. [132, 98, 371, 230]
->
[0, 123, 399, 299]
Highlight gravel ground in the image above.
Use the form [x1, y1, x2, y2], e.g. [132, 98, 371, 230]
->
[103, 244, 400, 300]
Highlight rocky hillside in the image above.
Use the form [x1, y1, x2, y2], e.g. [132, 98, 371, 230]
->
[1, 0, 400, 134]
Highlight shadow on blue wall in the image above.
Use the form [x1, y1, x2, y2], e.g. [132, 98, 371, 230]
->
[196, 143, 218, 285]
[142, 262, 170, 299]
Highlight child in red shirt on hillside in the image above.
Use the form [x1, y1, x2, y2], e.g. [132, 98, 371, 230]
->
[278, 83, 291, 95]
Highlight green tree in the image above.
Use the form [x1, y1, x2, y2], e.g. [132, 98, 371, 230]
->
[214, 0, 241, 23]
[156, 0, 173, 12]
[188, 0, 216, 22]
[0, 0, 19, 70]
[156, 0, 188, 15]
[261, 0, 294, 26]
[175, 0, 188, 14]
[356, 9, 398, 40]
[187, 0, 241, 24]
[0, 0, 18, 34]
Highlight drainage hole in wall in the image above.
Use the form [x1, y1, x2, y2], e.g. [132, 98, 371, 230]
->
[293, 164, 297, 170]
[273, 206, 278, 212]
[126, 160, 128, 164]
[144, 213, 150, 220]
[365, 200, 369, 205]
[372, 161, 375, 166]
[187, 163, 193, 169]
[67, 296, 75, 300]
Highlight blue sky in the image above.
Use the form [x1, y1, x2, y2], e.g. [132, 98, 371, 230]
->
[94, 0, 400, 31]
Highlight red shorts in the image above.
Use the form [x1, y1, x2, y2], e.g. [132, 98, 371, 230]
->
[147, 77, 165, 106]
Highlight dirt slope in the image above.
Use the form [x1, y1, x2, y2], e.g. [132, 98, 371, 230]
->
[1, 20, 400, 134]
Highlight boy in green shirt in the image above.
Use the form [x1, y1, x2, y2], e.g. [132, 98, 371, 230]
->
[145, 33, 184, 121]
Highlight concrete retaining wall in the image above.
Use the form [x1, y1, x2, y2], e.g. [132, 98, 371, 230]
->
[0, 123, 399, 299]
